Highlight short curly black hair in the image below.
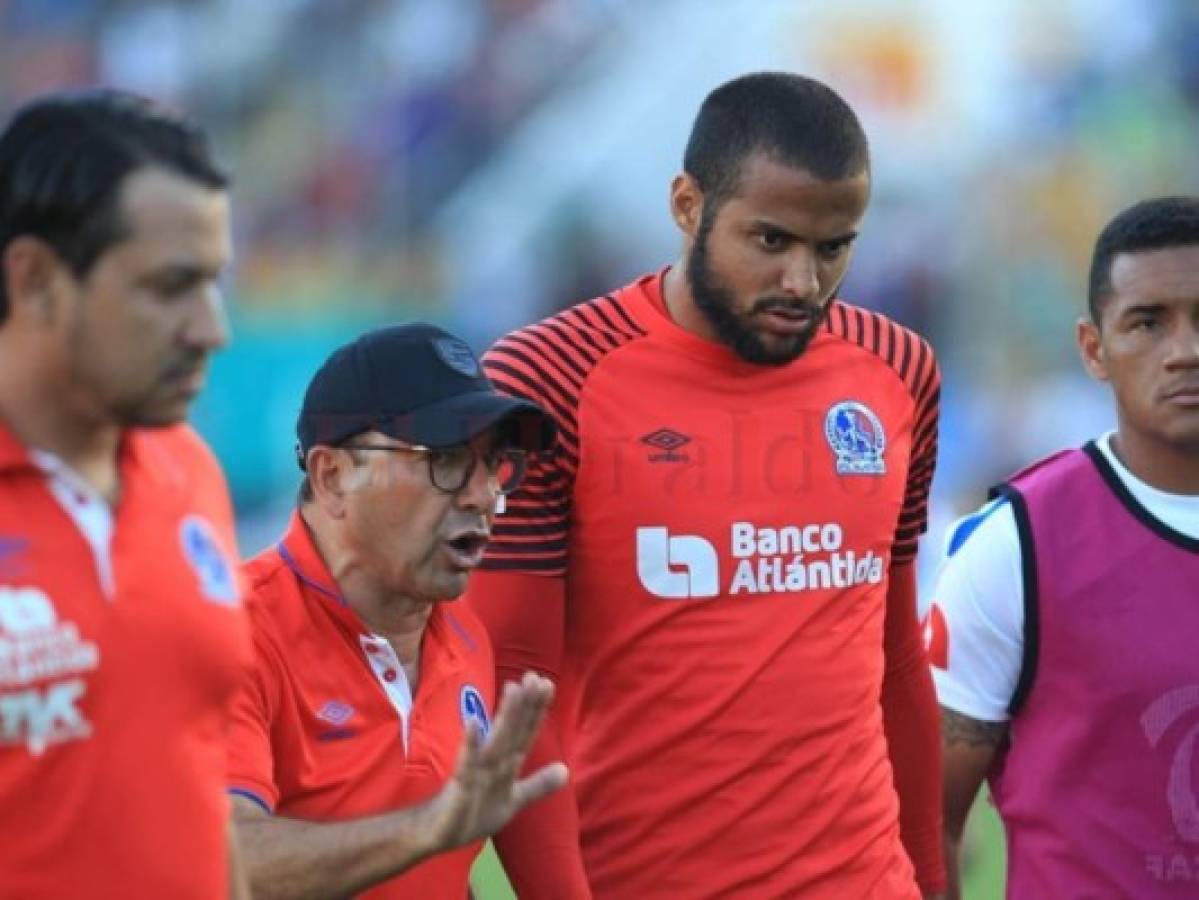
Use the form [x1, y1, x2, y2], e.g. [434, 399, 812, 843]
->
[1088, 196, 1199, 325]
[683, 72, 869, 214]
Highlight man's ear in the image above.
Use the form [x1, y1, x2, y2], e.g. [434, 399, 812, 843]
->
[1077, 317, 1109, 383]
[669, 172, 705, 240]
[2, 235, 68, 325]
[307, 446, 357, 518]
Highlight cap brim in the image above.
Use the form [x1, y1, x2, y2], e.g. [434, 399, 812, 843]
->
[376, 390, 556, 452]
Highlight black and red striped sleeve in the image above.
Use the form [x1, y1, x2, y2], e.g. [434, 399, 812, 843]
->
[894, 329, 940, 564]
[824, 303, 941, 564]
[481, 296, 645, 577]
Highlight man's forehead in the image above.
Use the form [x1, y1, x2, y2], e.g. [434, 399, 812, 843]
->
[714, 154, 868, 213]
[113, 166, 229, 239]
[734, 148, 867, 183]
[352, 426, 504, 450]
[118, 165, 226, 213]
[1110, 244, 1199, 300]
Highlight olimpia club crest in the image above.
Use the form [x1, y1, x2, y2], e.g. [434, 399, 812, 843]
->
[460, 684, 490, 739]
[179, 516, 238, 605]
[824, 401, 886, 475]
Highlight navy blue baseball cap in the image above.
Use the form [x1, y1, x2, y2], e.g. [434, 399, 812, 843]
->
[295, 323, 555, 470]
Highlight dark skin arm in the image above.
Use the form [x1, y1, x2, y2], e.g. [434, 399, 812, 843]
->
[941, 707, 1009, 900]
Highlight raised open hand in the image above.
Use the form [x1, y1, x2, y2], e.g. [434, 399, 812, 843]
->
[427, 671, 569, 850]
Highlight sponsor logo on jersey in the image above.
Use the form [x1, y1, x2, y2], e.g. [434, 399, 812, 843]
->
[1142, 685, 1199, 881]
[0, 587, 98, 754]
[179, 516, 239, 605]
[640, 428, 691, 463]
[317, 699, 355, 726]
[923, 604, 949, 669]
[825, 400, 886, 475]
[315, 699, 358, 740]
[635, 526, 719, 598]
[729, 522, 885, 595]
[460, 684, 490, 738]
[0, 587, 99, 687]
[635, 522, 884, 599]
[0, 679, 91, 755]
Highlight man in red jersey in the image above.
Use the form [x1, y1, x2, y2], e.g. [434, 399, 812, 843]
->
[0, 90, 251, 898]
[466, 72, 946, 899]
[227, 324, 570, 899]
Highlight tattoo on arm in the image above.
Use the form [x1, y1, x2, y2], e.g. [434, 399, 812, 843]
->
[940, 707, 1008, 748]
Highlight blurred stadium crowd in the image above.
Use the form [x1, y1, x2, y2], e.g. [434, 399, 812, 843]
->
[2, 0, 627, 311]
[3, 0, 1199, 563]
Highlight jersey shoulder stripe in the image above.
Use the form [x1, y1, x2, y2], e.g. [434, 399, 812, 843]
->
[482, 293, 647, 575]
[823, 300, 940, 406]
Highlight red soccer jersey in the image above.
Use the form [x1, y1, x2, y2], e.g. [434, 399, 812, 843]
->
[0, 421, 250, 899]
[481, 271, 939, 898]
[226, 512, 496, 898]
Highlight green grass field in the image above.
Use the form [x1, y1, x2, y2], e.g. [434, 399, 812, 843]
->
[469, 793, 1008, 899]
[471, 842, 515, 899]
[961, 792, 1007, 900]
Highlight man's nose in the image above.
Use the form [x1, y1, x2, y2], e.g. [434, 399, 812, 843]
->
[1164, 318, 1199, 369]
[779, 248, 820, 301]
[183, 284, 230, 352]
[456, 450, 500, 512]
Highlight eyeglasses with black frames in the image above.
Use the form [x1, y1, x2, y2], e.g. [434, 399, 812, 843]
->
[341, 439, 528, 495]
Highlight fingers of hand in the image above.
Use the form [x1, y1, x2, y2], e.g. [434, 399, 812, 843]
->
[505, 671, 553, 751]
[511, 762, 569, 810]
[482, 671, 553, 765]
[453, 718, 485, 788]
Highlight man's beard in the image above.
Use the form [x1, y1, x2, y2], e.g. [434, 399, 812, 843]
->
[686, 219, 829, 366]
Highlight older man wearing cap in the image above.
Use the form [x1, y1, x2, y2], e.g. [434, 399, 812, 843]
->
[225, 323, 567, 900]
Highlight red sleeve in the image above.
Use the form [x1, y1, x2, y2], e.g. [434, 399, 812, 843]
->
[225, 619, 282, 813]
[463, 570, 591, 899]
[882, 562, 946, 894]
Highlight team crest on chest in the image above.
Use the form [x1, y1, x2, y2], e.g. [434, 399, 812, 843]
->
[824, 401, 886, 475]
[459, 684, 490, 739]
[179, 516, 238, 605]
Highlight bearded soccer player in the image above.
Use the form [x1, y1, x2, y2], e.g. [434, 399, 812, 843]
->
[465, 72, 946, 898]
[0, 92, 251, 897]
[931, 197, 1199, 898]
